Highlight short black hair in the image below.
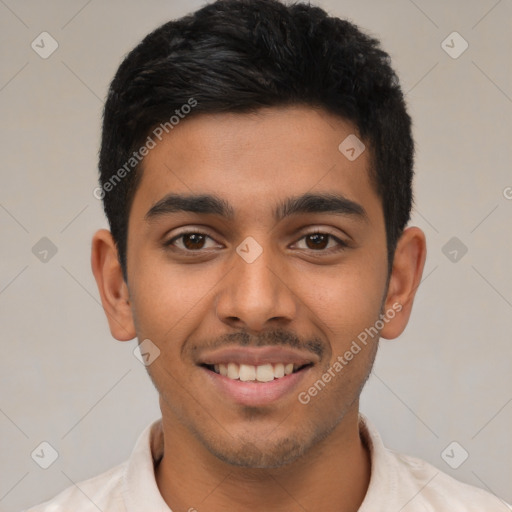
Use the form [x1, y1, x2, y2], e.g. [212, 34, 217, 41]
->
[98, 0, 414, 282]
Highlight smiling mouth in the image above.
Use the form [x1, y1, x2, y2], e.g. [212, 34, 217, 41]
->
[201, 362, 313, 382]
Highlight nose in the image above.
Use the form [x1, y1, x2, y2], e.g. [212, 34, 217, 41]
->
[215, 241, 297, 332]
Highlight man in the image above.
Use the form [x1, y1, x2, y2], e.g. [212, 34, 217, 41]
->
[26, 0, 510, 510]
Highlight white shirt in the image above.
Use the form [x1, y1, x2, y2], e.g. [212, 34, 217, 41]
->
[25, 413, 510, 511]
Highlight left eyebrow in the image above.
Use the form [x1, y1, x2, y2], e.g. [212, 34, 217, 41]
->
[274, 192, 368, 223]
[144, 192, 368, 223]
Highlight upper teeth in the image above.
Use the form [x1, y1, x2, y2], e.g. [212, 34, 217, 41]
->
[212, 363, 297, 382]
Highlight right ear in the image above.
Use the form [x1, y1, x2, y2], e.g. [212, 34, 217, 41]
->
[90, 229, 136, 341]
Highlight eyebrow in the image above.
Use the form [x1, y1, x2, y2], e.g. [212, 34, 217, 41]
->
[144, 192, 368, 223]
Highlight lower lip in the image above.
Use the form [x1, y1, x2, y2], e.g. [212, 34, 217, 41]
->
[201, 366, 312, 407]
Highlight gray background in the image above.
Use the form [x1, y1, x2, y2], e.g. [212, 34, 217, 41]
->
[1, 0, 511, 510]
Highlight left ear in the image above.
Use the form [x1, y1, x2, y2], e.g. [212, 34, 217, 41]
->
[380, 226, 427, 340]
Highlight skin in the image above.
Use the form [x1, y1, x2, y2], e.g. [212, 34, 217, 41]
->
[91, 106, 426, 512]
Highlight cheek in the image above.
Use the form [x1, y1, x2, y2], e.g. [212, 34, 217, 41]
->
[302, 259, 386, 338]
[128, 249, 217, 341]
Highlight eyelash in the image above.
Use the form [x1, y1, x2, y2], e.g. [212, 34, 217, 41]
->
[164, 229, 349, 255]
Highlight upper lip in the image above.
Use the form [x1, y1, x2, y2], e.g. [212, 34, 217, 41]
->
[197, 346, 319, 367]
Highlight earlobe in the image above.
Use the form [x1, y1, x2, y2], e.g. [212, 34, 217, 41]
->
[90, 229, 136, 341]
[380, 226, 427, 340]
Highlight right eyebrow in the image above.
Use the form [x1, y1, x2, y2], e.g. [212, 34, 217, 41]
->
[144, 193, 235, 223]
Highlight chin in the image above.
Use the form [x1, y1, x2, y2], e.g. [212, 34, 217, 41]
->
[205, 436, 309, 469]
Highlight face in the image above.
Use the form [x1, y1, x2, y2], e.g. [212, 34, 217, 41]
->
[117, 106, 398, 468]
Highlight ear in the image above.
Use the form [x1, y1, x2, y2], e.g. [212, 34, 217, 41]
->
[91, 229, 136, 341]
[380, 226, 427, 340]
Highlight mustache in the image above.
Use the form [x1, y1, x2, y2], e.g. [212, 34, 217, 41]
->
[189, 328, 325, 359]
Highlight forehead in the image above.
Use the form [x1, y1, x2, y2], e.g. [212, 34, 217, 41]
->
[130, 106, 382, 226]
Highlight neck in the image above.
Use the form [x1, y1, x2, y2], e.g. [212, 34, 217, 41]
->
[155, 405, 371, 512]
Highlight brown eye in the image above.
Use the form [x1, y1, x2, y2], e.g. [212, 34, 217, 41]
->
[305, 233, 330, 250]
[165, 232, 219, 251]
[181, 233, 206, 250]
[294, 231, 348, 252]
